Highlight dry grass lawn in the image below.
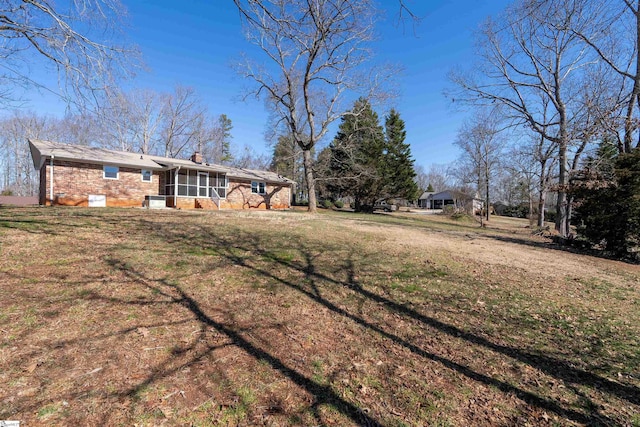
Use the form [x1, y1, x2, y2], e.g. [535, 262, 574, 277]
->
[0, 207, 638, 426]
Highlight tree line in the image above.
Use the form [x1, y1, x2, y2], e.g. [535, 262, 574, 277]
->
[447, 0, 640, 259]
[1, 0, 637, 258]
[0, 84, 278, 196]
[270, 99, 419, 211]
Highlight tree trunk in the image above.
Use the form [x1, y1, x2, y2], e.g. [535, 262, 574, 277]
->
[528, 189, 534, 227]
[537, 189, 546, 227]
[537, 157, 549, 227]
[556, 141, 569, 237]
[302, 148, 317, 213]
[566, 194, 574, 237]
[626, 3, 640, 153]
[485, 166, 490, 222]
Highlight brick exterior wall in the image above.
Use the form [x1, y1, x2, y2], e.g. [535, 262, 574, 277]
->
[222, 180, 291, 209]
[39, 159, 291, 210]
[167, 181, 291, 210]
[42, 160, 161, 207]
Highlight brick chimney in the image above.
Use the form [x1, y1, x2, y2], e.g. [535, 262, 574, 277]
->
[191, 151, 203, 164]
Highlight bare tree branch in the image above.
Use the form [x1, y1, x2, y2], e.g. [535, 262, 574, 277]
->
[233, 0, 383, 213]
[0, 0, 139, 107]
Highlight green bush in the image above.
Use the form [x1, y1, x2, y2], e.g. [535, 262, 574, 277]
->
[573, 148, 640, 260]
[441, 205, 455, 215]
[333, 200, 344, 209]
[503, 204, 529, 218]
[545, 210, 557, 224]
[321, 200, 333, 209]
[450, 212, 473, 221]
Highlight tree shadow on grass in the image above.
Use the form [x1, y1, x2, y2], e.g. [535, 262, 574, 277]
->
[483, 233, 640, 265]
[6, 210, 633, 425]
[157, 223, 636, 426]
[95, 257, 383, 427]
[330, 209, 640, 265]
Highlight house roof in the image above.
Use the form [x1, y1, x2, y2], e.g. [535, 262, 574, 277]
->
[30, 139, 163, 170]
[418, 191, 435, 200]
[429, 190, 455, 200]
[29, 139, 294, 185]
[424, 190, 480, 201]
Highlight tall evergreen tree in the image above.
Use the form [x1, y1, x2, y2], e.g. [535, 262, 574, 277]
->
[383, 109, 419, 202]
[217, 114, 234, 163]
[327, 98, 385, 211]
[573, 146, 640, 259]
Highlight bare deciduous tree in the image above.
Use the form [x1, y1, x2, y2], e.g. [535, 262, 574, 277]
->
[96, 86, 233, 160]
[0, 0, 138, 105]
[449, 0, 594, 236]
[0, 112, 58, 195]
[425, 164, 452, 194]
[231, 144, 271, 170]
[567, 0, 640, 153]
[454, 109, 505, 221]
[161, 85, 205, 158]
[200, 114, 234, 164]
[129, 89, 166, 155]
[98, 88, 167, 154]
[96, 89, 137, 151]
[233, 0, 379, 213]
[55, 112, 103, 147]
[525, 133, 557, 226]
[413, 164, 429, 193]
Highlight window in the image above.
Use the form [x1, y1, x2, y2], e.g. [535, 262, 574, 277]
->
[212, 174, 227, 198]
[198, 172, 208, 197]
[251, 181, 266, 194]
[141, 169, 152, 182]
[103, 165, 119, 179]
[164, 170, 227, 199]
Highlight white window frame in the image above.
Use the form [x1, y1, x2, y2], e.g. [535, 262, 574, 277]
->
[198, 172, 209, 197]
[212, 173, 227, 199]
[251, 181, 266, 194]
[141, 169, 152, 182]
[166, 170, 229, 199]
[103, 165, 119, 180]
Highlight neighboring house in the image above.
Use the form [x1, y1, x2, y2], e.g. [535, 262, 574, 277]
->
[417, 191, 435, 208]
[418, 189, 483, 213]
[29, 139, 294, 210]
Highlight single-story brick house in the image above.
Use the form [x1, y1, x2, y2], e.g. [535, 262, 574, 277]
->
[29, 139, 294, 210]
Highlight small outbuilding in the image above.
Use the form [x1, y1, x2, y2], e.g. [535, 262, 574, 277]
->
[418, 189, 483, 213]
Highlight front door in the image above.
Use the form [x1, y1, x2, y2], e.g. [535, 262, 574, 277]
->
[198, 172, 209, 197]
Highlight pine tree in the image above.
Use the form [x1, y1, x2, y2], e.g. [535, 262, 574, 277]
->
[327, 98, 385, 211]
[218, 114, 233, 163]
[383, 109, 419, 202]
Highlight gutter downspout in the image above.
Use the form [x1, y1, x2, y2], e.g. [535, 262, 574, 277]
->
[174, 166, 180, 208]
[49, 154, 54, 206]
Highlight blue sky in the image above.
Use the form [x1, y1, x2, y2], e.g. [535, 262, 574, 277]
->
[21, 0, 511, 169]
